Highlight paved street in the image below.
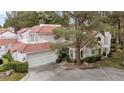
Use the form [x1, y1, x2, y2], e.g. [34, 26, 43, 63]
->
[23, 63, 124, 81]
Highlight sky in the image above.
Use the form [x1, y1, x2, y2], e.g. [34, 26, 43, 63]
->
[0, 11, 6, 26]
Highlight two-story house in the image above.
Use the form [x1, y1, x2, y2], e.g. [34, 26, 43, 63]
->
[0, 27, 18, 56]
[10, 24, 61, 67]
[68, 31, 112, 60]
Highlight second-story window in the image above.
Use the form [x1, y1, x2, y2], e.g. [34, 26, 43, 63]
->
[97, 37, 101, 41]
[31, 34, 38, 42]
[20, 35, 23, 39]
[31, 34, 35, 42]
[35, 35, 38, 42]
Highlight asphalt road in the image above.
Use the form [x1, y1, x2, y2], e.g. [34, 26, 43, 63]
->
[23, 63, 124, 81]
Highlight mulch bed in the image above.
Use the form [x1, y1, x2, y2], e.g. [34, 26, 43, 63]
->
[62, 62, 97, 70]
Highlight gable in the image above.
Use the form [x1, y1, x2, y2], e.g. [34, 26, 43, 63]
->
[0, 30, 17, 39]
[96, 32, 105, 39]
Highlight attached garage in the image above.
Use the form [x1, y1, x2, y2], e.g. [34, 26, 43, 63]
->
[27, 51, 57, 67]
[11, 42, 58, 67]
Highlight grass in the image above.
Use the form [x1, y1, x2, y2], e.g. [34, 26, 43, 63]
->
[95, 49, 124, 69]
[0, 58, 27, 81]
[0, 72, 26, 81]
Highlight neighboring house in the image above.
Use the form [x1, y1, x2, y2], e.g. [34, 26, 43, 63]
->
[68, 31, 112, 59]
[0, 27, 18, 56]
[0, 39, 18, 56]
[17, 24, 61, 43]
[0, 27, 17, 39]
[10, 24, 61, 67]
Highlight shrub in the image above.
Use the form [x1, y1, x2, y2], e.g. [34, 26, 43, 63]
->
[81, 55, 102, 63]
[3, 61, 19, 71]
[3, 58, 9, 64]
[14, 62, 28, 73]
[3, 61, 28, 73]
[56, 55, 63, 63]
[69, 59, 76, 63]
[56, 48, 69, 63]
[0, 65, 6, 72]
[56, 59, 62, 63]
[107, 52, 112, 57]
[3, 52, 13, 62]
[111, 48, 116, 52]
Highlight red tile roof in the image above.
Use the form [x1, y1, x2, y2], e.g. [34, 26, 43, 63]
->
[0, 39, 18, 46]
[17, 28, 30, 34]
[17, 24, 61, 35]
[0, 28, 16, 34]
[0, 28, 8, 32]
[31, 25, 60, 34]
[31, 24, 60, 34]
[0, 28, 14, 34]
[10, 42, 50, 53]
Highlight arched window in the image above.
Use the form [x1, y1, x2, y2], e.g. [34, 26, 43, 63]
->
[97, 37, 101, 41]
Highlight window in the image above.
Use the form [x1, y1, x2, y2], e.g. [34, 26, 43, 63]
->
[97, 37, 101, 41]
[98, 49, 101, 54]
[31, 34, 35, 42]
[20, 35, 23, 39]
[31, 34, 38, 42]
[22, 57, 26, 61]
[92, 49, 95, 54]
[80, 50, 83, 58]
[35, 35, 38, 42]
[5, 45, 8, 48]
[70, 50, 73, 58]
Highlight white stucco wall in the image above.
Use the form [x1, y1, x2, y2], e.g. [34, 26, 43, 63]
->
[39, 34, 58, 43]
[95, 32, 105, 45]
[0, 45, 10, 56]
[69, 47, 101, 60]
[104, 32, 112, 47]
[18, 30, 31, 43]
[0, 31, 17, 39]
[12, 51, 27, 62]
[81, 47, 93, 59]
[68, 32, 112, 59]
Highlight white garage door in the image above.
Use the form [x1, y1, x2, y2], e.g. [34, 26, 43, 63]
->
[27, 51, 57, 67]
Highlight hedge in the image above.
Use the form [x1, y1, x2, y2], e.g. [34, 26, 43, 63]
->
[0, 62, 28, 73]
[0, 65, 6, 72]
[3, 52, 13, 62]
[81, 55, 102, 63]
[56, 55, 63, 63]
[67, 55, 102, 63]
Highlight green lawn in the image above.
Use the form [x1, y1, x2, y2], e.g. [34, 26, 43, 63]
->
[95, 49, 124, 69]
[0, 72, 26, 81]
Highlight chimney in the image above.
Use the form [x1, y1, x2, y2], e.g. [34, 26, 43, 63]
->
[8, 27, 15, 32]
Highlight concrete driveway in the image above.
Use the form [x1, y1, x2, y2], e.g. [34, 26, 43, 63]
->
[23, 63, 124, 81]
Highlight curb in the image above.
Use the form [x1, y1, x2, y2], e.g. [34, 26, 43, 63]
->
[20, 73, 30, 81]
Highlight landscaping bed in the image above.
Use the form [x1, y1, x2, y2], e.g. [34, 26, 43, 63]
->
[0, 52, 28, 81]
[95, 49, 124, 69]
[62, 62, 96, 70]
[0, 72, 26, 81]
[61, 48, 124, 70]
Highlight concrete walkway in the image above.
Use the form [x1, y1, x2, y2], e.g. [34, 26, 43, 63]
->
[23, 63, 124, 81]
